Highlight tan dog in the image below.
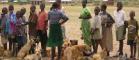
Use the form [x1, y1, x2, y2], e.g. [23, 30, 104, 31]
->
[63, 45, 91, 60]
[24, 53, 41, 60]
[0, 46, 4, 56]
[17, 39, 35, 60]
[91, 50, 107, 60]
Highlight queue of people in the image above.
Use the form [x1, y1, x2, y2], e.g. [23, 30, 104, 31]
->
[0, 1, 138, 60]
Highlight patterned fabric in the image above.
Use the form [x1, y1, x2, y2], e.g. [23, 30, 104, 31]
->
[28, 12, 38, 37]
[80, 7, 91, 19]
[48, 9, 69, 47]
[36, 11, 48, 31]
[6, 13, 16, 36]
[127, 19, 138, 41]
[48, 9, 68, 24]
[80, 7, 91, 45]
[16, 18, 26, 36]
[100, 11, 114, 51]
[81, 19, 91, 45]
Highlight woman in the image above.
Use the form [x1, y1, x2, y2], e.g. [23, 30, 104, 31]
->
[47, 2, 69, 60]
[100, 3, 115, 56]
[79, 2, 92, 46]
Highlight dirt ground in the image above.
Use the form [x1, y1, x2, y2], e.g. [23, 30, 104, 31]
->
[0, 4, 139, 60]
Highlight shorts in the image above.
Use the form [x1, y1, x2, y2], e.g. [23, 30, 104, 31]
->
[127, 40, 136, 46]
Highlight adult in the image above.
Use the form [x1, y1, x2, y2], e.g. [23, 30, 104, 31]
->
[100, 3, 115, 56]
[47, 2, 69, 60]
[79, 1, 92, 46]
[36, 3, 48, 57]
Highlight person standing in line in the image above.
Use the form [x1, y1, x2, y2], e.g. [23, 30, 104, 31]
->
[7, 5, 17, 56]
[0, 7, 9, 50]
[79, 1, 92, 46]
[91, 6, 104, 53]
[47, 2, 69, 60]
[126, 11, 138, 59]
[28, 5, 38, 54]
[20, 7, 28, 44]
[100, 3, 115, 56]
[36, 3, 48, 57]
[114, 2, 127, 56]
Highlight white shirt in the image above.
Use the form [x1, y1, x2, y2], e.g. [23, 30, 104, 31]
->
[91, 15, 102, 37]
[114, 10, 126, 28]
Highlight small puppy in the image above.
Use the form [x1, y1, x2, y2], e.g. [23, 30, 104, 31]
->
[63, 45, 91, 60]
[17, 39, 35, 60]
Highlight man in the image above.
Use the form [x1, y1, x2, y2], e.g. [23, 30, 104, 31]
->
[36, 3, 48, 57]
[114, 2, 127, 56]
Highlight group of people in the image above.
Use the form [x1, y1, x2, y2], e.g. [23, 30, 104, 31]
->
[0, 1, 139, 60]
[0, 2, 68, 60]
[80, 1, 138, 59]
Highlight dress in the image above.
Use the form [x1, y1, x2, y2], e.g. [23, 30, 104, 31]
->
[80, 7, 91, 45]
[47, 9, 68, 47]
[100, 11, 114, 51]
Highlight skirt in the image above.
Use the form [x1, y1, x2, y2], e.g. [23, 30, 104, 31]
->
[116, 26, 125, 41]
[47, 23, 63, 47]
[102, 26, 113, 51]
[81, 19, 91, 45]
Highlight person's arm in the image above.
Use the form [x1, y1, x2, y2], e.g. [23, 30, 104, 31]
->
[60, 12, 69, 25]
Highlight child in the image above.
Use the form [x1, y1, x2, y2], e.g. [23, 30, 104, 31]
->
[8, 5, 17, 56]
[20, 7, 28, 45]
[47, 2, 69, 60]
[91, 6, 103, 53]
[36, 3, 48, 57]
[127, 11, 138, 58]
[28, 5, 38, 54]
[79, 1, 92, 46]
[114, 2, 126, 56]
[0, 7, 8, 50]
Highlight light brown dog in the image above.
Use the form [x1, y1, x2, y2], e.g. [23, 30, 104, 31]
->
[17, 39, 35, 60]
[91, 49, 107, 60]
[63, 45, 91, 60]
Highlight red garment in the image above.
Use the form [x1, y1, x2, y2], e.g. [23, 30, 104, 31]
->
[36, 11, 48, 31]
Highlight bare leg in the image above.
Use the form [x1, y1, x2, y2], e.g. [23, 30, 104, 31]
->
[130, 45, 133, 58]
[134, 45, 136, 57]
[119, 40, 123, 55]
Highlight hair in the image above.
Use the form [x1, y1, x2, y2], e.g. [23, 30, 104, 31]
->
[101, 3, 107, 10]
[40, 3, 45, 8]
[117, 2, 123, 6]
[9, 4, 14, 10]
[51, 2, 60, 10]
[94, 6, 100, 11]
[130, 10, 135, 16]
[2, 7, 8, 13]
[30, 5, 36, 10]
[21, 7, 26, 11]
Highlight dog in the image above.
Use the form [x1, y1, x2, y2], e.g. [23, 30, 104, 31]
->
[63, 45, 91, 60]
[91, 49, 107, 60]
[24, 53, 41, 60]
[0, 46, 4, 57]
[17, 39, 35, 60]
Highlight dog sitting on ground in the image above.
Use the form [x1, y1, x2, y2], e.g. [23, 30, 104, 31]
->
[63, 45, 91, 60]
[17, 39, 35, 60]
[24, 52, 41, 60]
[91, 49, 107, 60]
